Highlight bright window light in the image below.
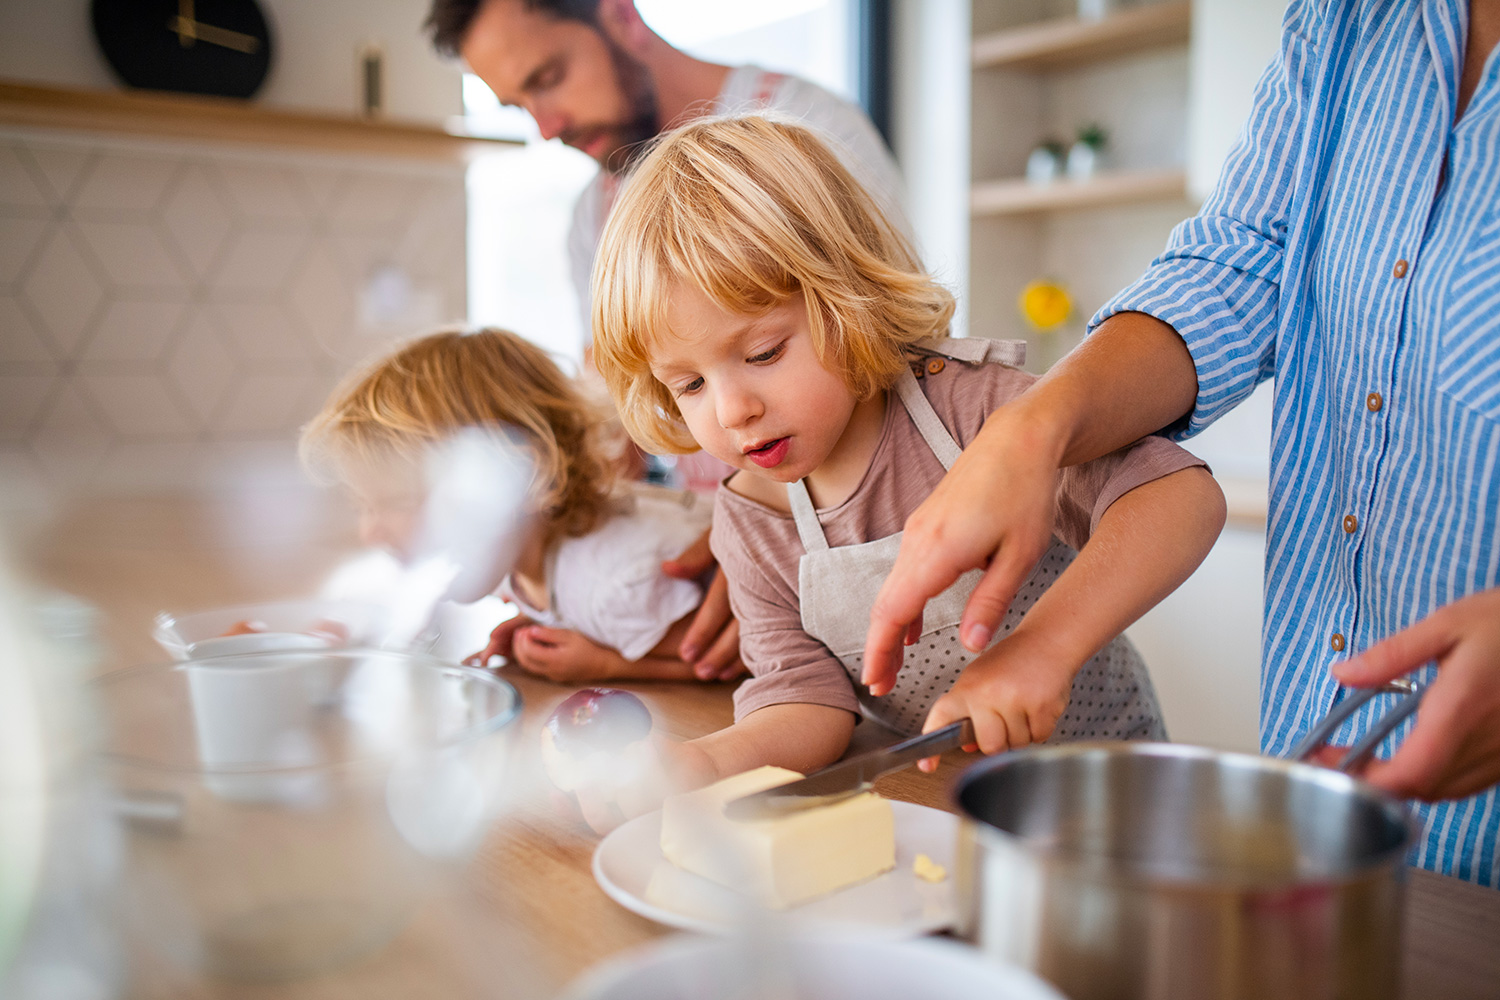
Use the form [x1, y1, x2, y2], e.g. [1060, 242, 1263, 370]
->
[637, 0, 830, 46]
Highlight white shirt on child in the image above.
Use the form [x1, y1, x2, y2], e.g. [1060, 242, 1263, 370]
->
[499, 483, 713, 661]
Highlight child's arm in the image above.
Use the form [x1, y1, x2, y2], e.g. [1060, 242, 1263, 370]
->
[684, 702, 858, 779]
[571, 703, 857, 833]
[918, 465, 1224, 766]
[503, 614, 746, 684]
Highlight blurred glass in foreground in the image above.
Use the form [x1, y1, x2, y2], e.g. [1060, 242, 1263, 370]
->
[0, 546, 124, 1000]
[96, 649, 522, 982]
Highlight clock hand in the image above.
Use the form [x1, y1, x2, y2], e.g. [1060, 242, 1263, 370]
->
[174, 0, 195, 46]
[165, 16, 261, 55]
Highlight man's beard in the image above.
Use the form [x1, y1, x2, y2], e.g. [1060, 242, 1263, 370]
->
[594, 36, 659, 174]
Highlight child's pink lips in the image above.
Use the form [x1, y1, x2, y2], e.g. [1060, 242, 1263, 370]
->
[744, 437, 790, 469]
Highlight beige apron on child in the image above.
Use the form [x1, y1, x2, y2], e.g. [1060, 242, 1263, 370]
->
[789, 337, 1167, 739]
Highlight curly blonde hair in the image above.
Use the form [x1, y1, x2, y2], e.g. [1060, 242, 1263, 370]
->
[300, 328, 621, 543]
[591, 113, 956, 454]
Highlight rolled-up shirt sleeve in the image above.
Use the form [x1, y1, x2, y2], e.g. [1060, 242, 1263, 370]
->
[1089, 0, 1325, 439]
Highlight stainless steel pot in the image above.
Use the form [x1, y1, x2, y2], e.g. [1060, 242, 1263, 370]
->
[953, 684, 1420, 1000]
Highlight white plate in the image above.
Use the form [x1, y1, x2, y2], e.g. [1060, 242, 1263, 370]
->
[592, 801, 957, 937]
[561, 932, 1067, 1000]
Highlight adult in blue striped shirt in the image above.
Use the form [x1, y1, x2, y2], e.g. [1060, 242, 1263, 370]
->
[865, 0, 1500, 886]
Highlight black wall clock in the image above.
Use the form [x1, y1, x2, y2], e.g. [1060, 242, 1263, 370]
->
[91, 0, 275, 100]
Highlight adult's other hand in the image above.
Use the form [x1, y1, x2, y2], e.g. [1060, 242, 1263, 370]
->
[1326, 588, 1500, 801]
[662, 531, 745, 681]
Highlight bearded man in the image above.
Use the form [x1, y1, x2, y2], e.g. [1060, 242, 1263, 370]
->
[427, 0, 907, 326]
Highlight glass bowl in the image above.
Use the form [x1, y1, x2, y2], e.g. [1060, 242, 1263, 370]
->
[95, 649, 520, 981]
[151, 600, 387, 660]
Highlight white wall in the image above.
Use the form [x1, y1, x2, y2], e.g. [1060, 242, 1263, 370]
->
[0, 1, 462, 123]
[1127, 524, 1264, 753]
[1187, 0, 1286, 199]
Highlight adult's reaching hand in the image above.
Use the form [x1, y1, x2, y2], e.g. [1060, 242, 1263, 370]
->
[662, 530, 745, 681]
[863, 406, 1062, 697]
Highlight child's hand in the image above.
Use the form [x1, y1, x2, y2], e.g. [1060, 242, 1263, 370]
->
[464, 613, 535, 666]
[917, 629, 1078, 772]
[569, 736, 717, 834]
[511, 625, 625, 682]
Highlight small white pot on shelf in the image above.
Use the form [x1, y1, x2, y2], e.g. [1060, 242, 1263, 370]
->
[1026, 146, 1063, 185]
[1066, 141, 1100, 181]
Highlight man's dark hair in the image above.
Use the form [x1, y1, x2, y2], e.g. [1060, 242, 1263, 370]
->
[426, 0, 604, 58]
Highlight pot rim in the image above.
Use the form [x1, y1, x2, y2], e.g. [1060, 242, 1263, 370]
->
[952, 741, 1416, 890]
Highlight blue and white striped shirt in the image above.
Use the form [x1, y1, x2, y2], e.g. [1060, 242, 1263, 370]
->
[1094, 0, 1500, 885]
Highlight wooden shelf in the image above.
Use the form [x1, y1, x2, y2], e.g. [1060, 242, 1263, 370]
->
[972, 2, 1192, 72]
[0, 80, 521, 162]
[971, 168, 1188, 216]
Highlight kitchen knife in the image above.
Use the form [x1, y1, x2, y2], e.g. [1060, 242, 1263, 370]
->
[723, 719, 975, 821]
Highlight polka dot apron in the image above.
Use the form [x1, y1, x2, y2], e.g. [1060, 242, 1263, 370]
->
[789, 337, 1166, 740]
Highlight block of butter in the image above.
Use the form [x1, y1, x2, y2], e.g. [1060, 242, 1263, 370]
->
[659, 765, 895, 909]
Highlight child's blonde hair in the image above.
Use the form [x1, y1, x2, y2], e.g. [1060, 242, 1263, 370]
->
[591, 113, 956, 454]
[301, 328, 619, 543]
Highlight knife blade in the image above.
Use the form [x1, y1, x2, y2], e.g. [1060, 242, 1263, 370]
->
[722, 719, 975, 821]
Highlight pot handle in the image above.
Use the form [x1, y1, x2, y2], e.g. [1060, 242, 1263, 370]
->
[1289, 679, 1425, 772]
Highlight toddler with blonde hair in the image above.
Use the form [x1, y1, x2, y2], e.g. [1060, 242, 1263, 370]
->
[301, 327, 726, 682]
[582, 114, 1226, 825]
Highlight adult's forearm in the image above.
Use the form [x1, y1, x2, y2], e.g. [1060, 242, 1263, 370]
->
[1003, 311, 1199, 470]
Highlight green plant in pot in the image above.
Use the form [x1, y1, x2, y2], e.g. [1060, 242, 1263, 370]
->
[1026, 138, 1067, 185]
[1067, 124, 1108, 181]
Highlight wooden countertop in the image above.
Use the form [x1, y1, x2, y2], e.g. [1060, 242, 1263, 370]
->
[28, 496, 1487, 997]
[121, 668, 1500, 1000]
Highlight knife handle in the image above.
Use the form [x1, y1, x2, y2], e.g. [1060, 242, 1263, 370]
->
[870, 718, 975, 778]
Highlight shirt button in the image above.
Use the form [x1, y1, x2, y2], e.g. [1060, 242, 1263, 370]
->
[926, 358, 946, 375]
[1393, 258, 1409, 278]
[1343, 514, 1358, 533]
[1330, 632, 1346, 652]
[1366, 392, 1383, 412]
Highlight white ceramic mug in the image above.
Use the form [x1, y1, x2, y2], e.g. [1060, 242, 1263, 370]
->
[187, 654, 328, 803]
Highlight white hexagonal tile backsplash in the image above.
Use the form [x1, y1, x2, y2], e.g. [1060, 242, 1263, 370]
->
[71, 151, 182, 217]
[0, 214, 52, 286]
[0, 145, 54, 210]
[0, 296, 55, 365]
[0, 130, 467, 493]
[20, 226, 107, 356]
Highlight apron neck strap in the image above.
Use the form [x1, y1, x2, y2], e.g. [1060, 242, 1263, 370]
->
[786, 367, 965, 551]
[894, 368, 962, 470]
[913, 334, 1027, 368]
[787, 479, 828, 553]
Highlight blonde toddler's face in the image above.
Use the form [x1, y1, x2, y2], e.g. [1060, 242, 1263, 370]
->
[649, 285, 860, 485]
[347, 469, 425, 562]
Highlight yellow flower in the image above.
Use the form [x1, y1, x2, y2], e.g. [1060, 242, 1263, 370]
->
[1019, 279, 1072, 331]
